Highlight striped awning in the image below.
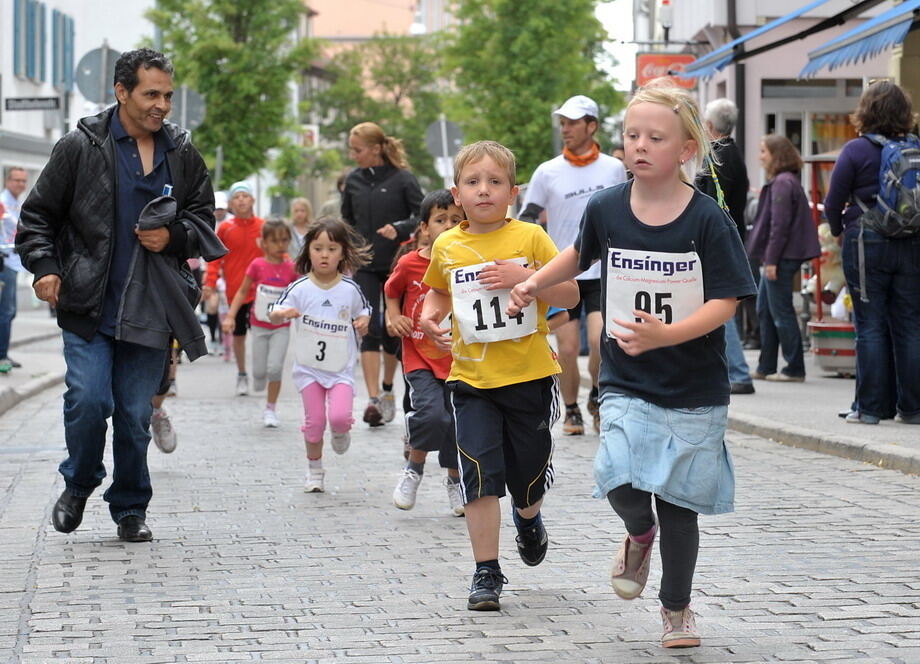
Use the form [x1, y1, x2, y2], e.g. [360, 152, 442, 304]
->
[674, 0, 834, 79]
[800, 0, 920, 76]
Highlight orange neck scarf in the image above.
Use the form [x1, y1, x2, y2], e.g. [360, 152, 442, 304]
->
[563, 141, 600, 167]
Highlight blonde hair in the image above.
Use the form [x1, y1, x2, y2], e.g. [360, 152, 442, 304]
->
[349, 122, 410, 170]
[290, 197, 313, 218]
[626, 80, 711, 184]
[452, 140, 517, 185]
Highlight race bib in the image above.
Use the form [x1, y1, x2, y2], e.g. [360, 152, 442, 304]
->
[294, 314, 352, 372]
[605, 248, 704, 338]
[254, 284, 286, 323]
[450, 259, 537, 344]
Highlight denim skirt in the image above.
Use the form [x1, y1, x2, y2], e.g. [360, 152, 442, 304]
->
[593, 392, 735, 515]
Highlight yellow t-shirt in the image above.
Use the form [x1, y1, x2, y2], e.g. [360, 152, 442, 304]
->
[423, 218, 562, 389]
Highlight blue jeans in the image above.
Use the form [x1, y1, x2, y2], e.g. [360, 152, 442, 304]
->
[60, 331, 167, 522]
[0, 266, 18, 359]
[842, 228, 920, 419]
[724, 316, 751, 384]
[756, 259, 806, 378]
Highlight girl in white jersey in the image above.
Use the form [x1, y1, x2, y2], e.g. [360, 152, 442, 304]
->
[508, 82, 755, 649]
[270, 218, 372, 493]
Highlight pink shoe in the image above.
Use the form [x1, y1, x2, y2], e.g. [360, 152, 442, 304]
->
[661, 605, 701, 648]
[610, 526, 656, 600]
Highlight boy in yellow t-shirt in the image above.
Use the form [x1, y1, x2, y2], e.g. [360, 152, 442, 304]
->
[420, 141, 579, 611]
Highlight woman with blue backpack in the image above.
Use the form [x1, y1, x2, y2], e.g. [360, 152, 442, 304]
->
[824, 80, 920, 426]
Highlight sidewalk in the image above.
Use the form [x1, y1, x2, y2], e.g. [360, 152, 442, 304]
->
[578, 344, 920, 476]
[0, 284, 65, 416]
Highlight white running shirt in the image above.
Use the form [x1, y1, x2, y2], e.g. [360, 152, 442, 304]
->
[522, 153, 627, 280]
[274, 274, 371, 391]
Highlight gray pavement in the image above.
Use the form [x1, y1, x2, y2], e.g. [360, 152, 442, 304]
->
[1, 332, 920, 662]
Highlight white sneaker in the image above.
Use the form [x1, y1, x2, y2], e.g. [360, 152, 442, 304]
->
[445, 477, 465, 516]
[330, 431, 351, 455]
[393, 468, 422, 510]
[304, 468, 325, 493]
[236, 374, 249, 396]
[379, 390, 396, 423]
[263, 409, 280, 428]
[150, 408, 177, 454]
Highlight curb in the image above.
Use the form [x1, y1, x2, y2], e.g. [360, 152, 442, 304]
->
[0, 371, 65, 417]
[579, 372, 920, 476]
[10, 330, 59, 349]
[727, 413, 920, 476]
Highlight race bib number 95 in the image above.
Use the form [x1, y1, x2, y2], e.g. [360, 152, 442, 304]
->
[450, 259, 537, 344]
[605, 247, 704, 338]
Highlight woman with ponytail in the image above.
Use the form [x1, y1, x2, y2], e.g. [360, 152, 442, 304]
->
[342, 122, 424, 427]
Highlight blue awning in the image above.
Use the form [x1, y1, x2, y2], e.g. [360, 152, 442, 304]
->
[674, 0, 835, 79]
[800, 0, 920, 77]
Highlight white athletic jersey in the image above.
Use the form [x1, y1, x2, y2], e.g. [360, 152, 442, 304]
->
[522, 153, 627, 280]
[274, 274, 371, 391]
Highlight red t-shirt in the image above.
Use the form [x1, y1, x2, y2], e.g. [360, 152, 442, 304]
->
[384, 250, 452, 379]
[204, 216, 264, 302]
[244, 257, 299, 329]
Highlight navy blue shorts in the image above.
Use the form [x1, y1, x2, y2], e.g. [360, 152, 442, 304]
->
[447, 376, 559, 508]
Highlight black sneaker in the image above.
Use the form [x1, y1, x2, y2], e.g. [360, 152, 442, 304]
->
[515, 518, 548, 566]
[468, 568, 507, 611]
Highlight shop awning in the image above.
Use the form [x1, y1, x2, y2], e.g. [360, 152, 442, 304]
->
[673, 0, 886, 80]
[800, 0, 920, 77]
[674, 0, 835, 79]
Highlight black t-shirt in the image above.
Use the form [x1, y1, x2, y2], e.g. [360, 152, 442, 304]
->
[575, 180, 756, 408]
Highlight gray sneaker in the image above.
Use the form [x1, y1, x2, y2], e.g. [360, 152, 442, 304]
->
[379, 390, 396, 423]
[151, 408, 177, 454]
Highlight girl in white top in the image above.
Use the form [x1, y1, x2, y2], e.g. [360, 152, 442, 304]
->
[270, 218, 371, 493]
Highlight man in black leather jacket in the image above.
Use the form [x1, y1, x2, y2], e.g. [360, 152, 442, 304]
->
[15, 49, 215, 543]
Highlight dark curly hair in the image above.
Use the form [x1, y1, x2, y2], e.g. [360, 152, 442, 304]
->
[851, 80, 915, 137]
[113, 48, 174, 93]
[294, 217, 372, 276]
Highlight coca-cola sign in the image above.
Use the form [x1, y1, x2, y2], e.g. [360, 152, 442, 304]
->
[636, 53, 697, 89]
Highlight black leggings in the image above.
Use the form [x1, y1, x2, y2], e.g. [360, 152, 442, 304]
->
[607, 484, 699, 611]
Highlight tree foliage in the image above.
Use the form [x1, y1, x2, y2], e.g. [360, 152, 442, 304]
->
[147, 0, 317, 188]
[444, 0, 624, 182]
[314, 33, 443, 187]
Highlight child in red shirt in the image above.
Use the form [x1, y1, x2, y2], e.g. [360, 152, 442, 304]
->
[384, 190, 465, 515]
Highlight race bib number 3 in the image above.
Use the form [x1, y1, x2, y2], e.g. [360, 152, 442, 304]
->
[254, 284, 286, 323]
[605, 247, 704, 338]
[294, 314, 352, 372]
[450, 259, 537, 344]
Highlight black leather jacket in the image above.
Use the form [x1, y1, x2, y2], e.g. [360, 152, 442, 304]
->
[15, 106, 215, 340]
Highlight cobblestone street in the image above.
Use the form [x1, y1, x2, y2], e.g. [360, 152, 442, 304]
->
[1, 349, 919, 663]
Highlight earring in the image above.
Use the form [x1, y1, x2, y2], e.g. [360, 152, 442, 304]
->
[679, 159, 685, 165]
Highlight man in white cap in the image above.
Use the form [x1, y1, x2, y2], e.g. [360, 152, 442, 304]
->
[213, 190, 231, 225]
[519, 95, 627, 435]
[203, 181, 264, 395]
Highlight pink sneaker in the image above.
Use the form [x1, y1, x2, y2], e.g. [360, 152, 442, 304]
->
[661, 605, 701, 648]
[610, 526, 656, 600]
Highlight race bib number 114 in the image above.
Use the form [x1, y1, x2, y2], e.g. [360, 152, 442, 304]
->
[450, 259, 537, 344]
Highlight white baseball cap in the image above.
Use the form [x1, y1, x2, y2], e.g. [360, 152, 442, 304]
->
[553, 95, 599, 120]
[214, 191, 228, 210]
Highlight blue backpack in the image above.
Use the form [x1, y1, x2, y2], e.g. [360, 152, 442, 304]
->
[854, 133, 920, 239]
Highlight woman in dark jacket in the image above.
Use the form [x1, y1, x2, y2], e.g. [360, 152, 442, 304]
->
[823, 81, 920, 425]
[747, 135, 820, 382]
[342, 122, 423, 427]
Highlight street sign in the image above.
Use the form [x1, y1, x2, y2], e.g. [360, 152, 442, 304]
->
[5, 97, 60, 111]
[425, 117, 464, 159]
[75, 45, 121, 105]
[171, 85, 206, 131]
